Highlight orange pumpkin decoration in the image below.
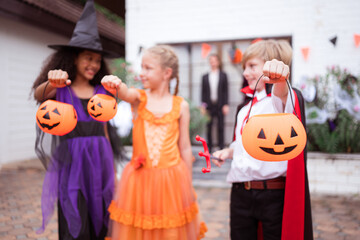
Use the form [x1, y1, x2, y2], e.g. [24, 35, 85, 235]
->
[87, 94, 117, 122]
[36, 100, 77, 136]
[242, 113, 307, 161]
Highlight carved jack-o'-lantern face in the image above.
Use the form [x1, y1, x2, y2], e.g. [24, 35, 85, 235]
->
[36, 100, 77, 136]
[87, 94, 117, 122]
[242, 113, 307, 161]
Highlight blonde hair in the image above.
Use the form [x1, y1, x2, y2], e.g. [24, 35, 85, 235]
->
[145, 45, 180, 95]
[242, 39, 293, 70]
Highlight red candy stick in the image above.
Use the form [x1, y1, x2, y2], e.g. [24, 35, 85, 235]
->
[195, 135, 211, 173]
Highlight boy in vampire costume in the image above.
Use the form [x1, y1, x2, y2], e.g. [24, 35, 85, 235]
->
[212, 39, 313, 240]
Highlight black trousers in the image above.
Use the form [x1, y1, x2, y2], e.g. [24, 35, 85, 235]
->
[230, 184, 285, 240]
[58, 191, 108, 240]
[207, 103, 225, 151]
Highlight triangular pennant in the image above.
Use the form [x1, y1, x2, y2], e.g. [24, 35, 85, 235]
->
[354, 34, 360, 48]
[301, 47, 310, 61]
[329, 36, 337, 46]
[251, 38, 263, 44]
[232, 48, 243, 64]
[201, 43, 212, 59]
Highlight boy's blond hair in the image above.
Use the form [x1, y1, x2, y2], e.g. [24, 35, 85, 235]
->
[145, 45, 180, 95]
[242, 39, 293, 69]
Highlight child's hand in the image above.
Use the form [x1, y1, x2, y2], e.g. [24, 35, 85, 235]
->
[101, 75, 122, 95]
[212, 148, 233, 167]
[48, 70, 71, 88]
[262, 59, 290, 83]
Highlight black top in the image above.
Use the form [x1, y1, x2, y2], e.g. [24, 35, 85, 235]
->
[63, 98, 105, 140]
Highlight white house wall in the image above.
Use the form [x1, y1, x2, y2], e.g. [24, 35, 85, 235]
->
[0, 16, 68, 166]
[126, 0, 360, 78]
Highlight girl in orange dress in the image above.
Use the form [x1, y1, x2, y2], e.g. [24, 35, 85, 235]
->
[101, 45, 207, 240]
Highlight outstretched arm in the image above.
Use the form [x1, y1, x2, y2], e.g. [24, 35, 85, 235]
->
[262, 59, 290, 108]
[101, 75, 140, 106]
[34, 69, 71, 102]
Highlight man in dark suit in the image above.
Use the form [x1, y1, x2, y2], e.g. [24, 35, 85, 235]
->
[201, 54, 229, 152]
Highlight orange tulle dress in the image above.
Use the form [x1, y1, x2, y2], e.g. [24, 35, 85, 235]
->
[108, 89, 207, 240]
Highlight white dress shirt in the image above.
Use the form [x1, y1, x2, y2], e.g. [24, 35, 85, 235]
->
[209, 70, 219, 103]
[227, 87, 296, 182]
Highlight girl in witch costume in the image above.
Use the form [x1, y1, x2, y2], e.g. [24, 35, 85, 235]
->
[31, 1, 122, 239]
[101, 45, 207, 239]
[212, 40, 313, 240]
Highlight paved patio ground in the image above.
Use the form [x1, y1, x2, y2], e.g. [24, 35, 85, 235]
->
[1, 157, 360, 240]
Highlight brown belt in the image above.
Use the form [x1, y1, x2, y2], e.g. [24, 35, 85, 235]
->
[234, 177, 286, 190]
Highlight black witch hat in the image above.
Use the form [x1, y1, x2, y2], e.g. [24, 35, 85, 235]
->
[48, 0, 117, 58]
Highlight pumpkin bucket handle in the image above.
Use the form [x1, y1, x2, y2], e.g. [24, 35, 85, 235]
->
[245, 74, 299, 123]
[42, 81, 75, 105]
[94, 85, 119, 103]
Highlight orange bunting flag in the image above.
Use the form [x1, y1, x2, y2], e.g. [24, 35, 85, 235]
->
[232, 48, 243, 64]
[354, 34, 360, 48]
[201, 43, 212, 59]
[251, 38, 263, 44]
[301, 47, 310, 61]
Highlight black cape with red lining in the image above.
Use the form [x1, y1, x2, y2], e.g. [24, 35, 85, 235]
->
[233, 87, 313, 240]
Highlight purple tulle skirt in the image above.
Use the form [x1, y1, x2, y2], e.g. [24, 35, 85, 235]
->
[38, 135, 114, 238]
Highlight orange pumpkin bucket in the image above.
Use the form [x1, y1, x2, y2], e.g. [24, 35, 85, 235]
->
[241, 75, 307, 161]
[242, 113, 306, 161]
[87, 94, 117, 122]
[36, 99, 77, 136]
